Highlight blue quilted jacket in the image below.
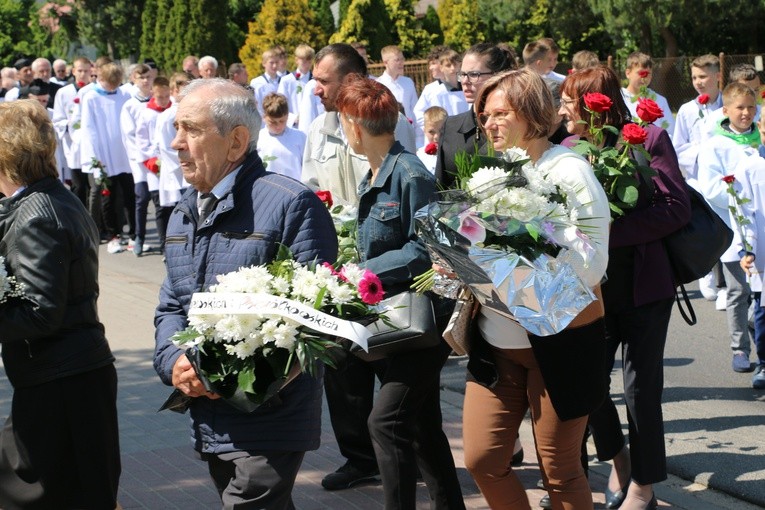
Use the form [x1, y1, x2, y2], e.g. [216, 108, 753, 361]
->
[154, 152, 337, 454]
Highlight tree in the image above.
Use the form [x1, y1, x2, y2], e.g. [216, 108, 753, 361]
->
[239, 0, 325, 77]
[186, 0, 230, 63]
[421, 5, 443, 47]
[309, 0, 335, 42]
[383, 0, 433, 58]
[330, 0, 393, 60]
[437, 0, 483, 52]
[28, 1, 79, 60]
[139, 0, 158, 62]
[76, 0, 145, 59]
[0, 0, 35, 65]
[226, 0, 263, 62]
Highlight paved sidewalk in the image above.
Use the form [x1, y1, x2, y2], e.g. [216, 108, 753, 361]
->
[0, 242, 760, 509]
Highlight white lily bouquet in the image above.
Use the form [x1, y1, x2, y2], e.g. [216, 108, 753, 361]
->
[171, 246, 384, 412]
[0, 256, 25, 304]
[415, 148, 598, 336]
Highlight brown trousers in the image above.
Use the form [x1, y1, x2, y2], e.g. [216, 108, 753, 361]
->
[463, 347, 592, 510]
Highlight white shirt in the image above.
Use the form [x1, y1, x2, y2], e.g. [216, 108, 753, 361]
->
[416, 147, 437, 174]
[277, 70, 311, 126]
[413, 81, 469, 146]
[79, 86, 131, 175]
[672, 94, 724, 181]
[544, 70, 566, 83]
[296, 79, 324, 134]
[120, 95, 158, 187]
[154, 103, 189, 207]
[621, 87, 675, 138]
[250, 73, 280, 117]
[256, 126, 307, 181]
[376, 71, 420, 141]
[51, 83, 84, 169]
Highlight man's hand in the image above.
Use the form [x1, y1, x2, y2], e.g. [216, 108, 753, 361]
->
[172, 355, 219, 399]
[741, 254, 756, 276]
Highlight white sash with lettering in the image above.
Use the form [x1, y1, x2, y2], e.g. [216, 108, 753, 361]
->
[189, 292, 370, 351]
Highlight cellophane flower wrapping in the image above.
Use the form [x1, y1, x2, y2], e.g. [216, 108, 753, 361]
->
[0, 256, 26, 304]
[416, 149, 597, 336]
[171, 246, 383, 412]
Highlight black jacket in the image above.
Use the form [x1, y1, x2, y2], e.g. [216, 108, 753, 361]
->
[0, 177, 114, 388]
[434, 109, 488, 188]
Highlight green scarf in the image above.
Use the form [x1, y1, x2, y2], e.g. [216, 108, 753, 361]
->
[715, 118, 761, 148]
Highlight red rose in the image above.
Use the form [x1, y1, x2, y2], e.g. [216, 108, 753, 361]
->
[583, 92, 613, 113]
[424, 142, 438, 155]
[698, 94, 710, 105]
[76, 81, 85, 88]
[101, 188, 111, 197]
[760, 89, 765, 100]
[635, 98, 663, 123]
[73, 97, 80, 104]
[316, 190, 333, 208]
[567, 68, 574, 75]
[722, 175, 736, 184]
[295, 72, 301, 79]
[621, 123, 648, 145]
[638, 69, 650, 78]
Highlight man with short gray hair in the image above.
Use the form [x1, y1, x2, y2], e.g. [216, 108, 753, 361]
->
[51, 58, 69, 85]
[154, 78, 337, 508]
[198, 55, 218, 78]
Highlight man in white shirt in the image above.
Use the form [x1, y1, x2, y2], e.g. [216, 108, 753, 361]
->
[376, 45, 420, 142]
[250, 47, 282, 117]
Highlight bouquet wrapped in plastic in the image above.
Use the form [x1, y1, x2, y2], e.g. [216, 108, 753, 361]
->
[415, 148, 599, 336]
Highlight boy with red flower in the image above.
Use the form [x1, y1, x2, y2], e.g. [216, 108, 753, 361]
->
[620, 52, 675, 137]
[416, 106, 447, 174]
[673, 54, 723, 184]
[698, 82, 762, 376]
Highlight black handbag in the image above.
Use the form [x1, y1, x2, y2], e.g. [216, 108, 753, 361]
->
[664, 185, 733, 325]
[345, 291, 440, 362]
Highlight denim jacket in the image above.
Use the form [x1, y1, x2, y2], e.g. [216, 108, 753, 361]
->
[356, 142, 435, 297]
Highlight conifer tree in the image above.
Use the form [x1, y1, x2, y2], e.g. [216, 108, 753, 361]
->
[384, 0, 433, 57]
[239, 0, 325, 78]
[437, 0, 483, 52]
[329, 0, 393, 60]
[421, 5, 443, 46]
[139, 0, 158, 62]
[187, 0, 230, 64]
[309, 0, 335, 41]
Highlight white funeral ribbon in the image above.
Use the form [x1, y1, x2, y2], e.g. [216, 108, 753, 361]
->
[188, 292, 370, 351]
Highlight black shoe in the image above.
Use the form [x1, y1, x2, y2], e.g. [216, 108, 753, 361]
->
[539, 493, 552, 509]
[604, 481, 630, 509]
[321, 462, 380, 491]
[511, 446, 524, 466]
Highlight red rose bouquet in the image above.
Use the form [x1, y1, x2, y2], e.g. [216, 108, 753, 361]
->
[570, 94, 657, 217]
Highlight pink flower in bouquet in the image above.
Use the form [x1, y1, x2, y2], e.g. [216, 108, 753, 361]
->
[457, 211, 486, 244]
[322, 262, 340, 277]
[358, 270, 384, 304]
[636, 98, 663, 124]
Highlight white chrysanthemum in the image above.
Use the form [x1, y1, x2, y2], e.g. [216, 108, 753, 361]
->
[213, 315, 246, 342]
[270, 276, 291, 296]
[477, 187, 551, 222]
[214, 265, 273, 293]
[340, 263, 365, 286]
[467, 166, 507, 193]
[190, 314, 223, 334]
[503, 146, 530, 163]
[522, 166, 557, 196]
[224, 338, 259, 360]
[326, 279, 355, 304]
[273, 321, 300, 351]
[260, 318, 282, 344]
[292, 268, 324, 303]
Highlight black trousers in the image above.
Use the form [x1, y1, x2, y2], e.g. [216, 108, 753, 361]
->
[204, 450, 304, 510]
[69, 167, 90, 207]
[0, 364, 121, 510]
[90, 172, 135, 240]
[588, 297, 674, 485]
[368, 340, 466, 510]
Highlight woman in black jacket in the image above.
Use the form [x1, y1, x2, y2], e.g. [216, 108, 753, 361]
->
[0, 100, 120, 509]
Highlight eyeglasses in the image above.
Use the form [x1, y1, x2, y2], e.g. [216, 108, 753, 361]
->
[477, 109, 513, 128]
[457, 71, 493, 83]
[560, 98, 577, 107]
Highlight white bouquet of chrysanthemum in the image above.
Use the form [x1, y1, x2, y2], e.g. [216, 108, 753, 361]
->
[0, 256, 25, 304]
[171, 246, 384, 412]
[415, 147, 599, 336]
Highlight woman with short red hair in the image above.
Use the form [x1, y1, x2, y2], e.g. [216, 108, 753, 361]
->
[559, 66, 690, 510]
[335, 75, 466, 510]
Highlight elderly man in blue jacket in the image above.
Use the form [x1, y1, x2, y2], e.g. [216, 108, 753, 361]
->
[153, 78, 337, 509]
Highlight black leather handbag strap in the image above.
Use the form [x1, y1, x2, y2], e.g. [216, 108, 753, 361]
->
[675, 283, 697, 326]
